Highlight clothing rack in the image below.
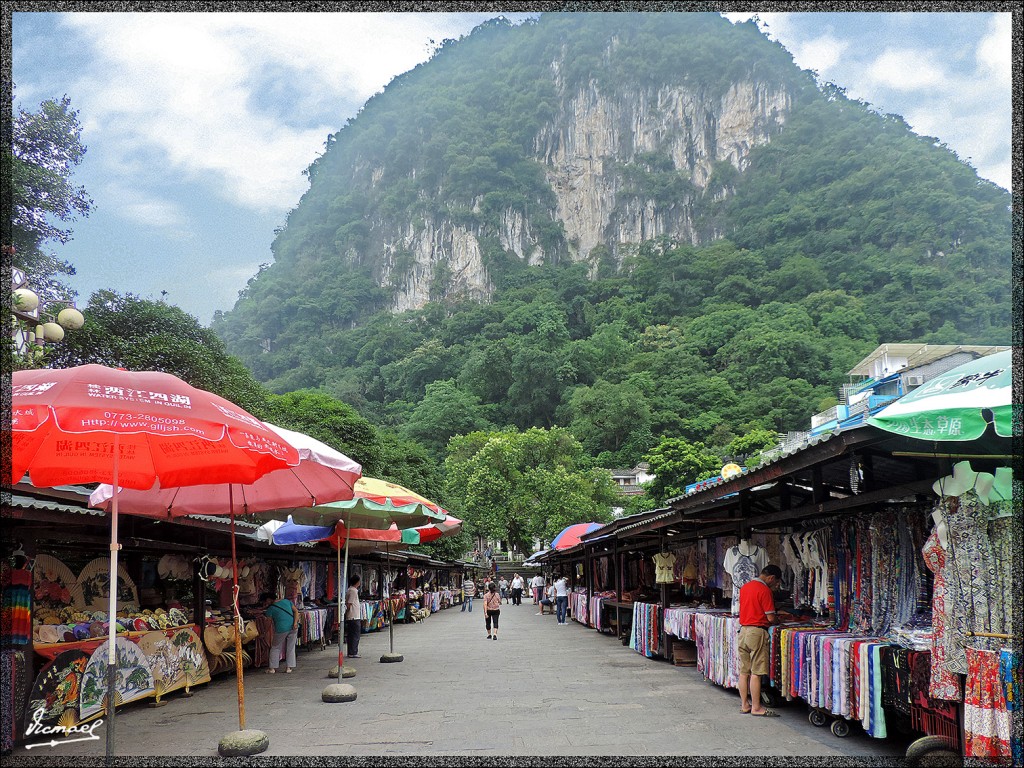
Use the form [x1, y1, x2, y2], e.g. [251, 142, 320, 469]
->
[966, 631, 1014, 639]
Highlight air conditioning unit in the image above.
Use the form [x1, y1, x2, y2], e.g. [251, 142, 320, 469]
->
[905, 375, 925, 386]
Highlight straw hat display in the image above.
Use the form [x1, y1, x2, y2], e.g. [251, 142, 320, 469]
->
[157, 554, 191, 581]
[203, 624, 235, 656]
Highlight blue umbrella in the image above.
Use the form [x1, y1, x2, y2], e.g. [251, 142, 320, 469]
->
[271, 517, 333, 545]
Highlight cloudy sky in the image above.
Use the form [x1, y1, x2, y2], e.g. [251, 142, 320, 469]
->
[11, 10, 1013, 325]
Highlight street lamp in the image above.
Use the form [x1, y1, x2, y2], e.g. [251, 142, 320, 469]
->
[10, 263, 85, 363]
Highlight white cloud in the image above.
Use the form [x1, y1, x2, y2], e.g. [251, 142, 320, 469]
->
[865, 48, 946, 91]
[55, 12, 491, 214]
[789, 33, 850, 75]
[119, 197, 187, 230]
[976, 13, 1011, 84]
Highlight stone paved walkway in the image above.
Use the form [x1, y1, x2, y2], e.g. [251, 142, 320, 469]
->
[10, 601, 910, 758]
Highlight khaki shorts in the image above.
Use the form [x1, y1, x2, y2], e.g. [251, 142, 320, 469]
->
[738, 625, 770, 676]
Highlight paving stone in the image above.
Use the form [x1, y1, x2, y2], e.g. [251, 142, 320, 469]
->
[5, 603, 911, 759]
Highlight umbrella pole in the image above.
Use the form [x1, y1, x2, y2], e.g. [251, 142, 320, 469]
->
[104, 434, 120, 765]
[338, 516, 350, 671]
[229, 493, 246, 731]
[387, 540, 395, 654]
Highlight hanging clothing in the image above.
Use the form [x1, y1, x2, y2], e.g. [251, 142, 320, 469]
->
[722, 543, 768, 616]
[652, 552, 676, 584]
[964, 646, 1012, 759]
[999, 648, 1021, 764]
[921, 529, 962, 700]
[0, 564, 32, 645]
[941, 493, 999, 672]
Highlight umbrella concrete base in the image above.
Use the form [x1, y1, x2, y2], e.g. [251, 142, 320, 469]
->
[328, 665, 356, 678]
[380, 652, 404, 663]
[322, 684, 357, 703]
[218, 729, 270, 757]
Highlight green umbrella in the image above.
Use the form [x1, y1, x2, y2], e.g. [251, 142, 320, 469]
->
[867, 350, 1015, 441]
[267, 489, 444, 676]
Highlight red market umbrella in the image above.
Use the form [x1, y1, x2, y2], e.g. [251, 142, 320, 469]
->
[10, 365, 300, 759]
[88, 421, 361, 736]
[551, 522, 605, 550]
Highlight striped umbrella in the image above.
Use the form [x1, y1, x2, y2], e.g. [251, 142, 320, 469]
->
[867, 350, 1015, 441]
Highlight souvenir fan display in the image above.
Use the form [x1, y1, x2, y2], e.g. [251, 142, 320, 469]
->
[24, 650, 91, 731]
[75, 559, 139, 613]
[79, 638, 155, 719]
[32, 555, 83, 612]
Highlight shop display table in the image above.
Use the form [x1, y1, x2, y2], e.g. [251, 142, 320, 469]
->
[33, 623, 201, 661]
[601, 601, 635, 642]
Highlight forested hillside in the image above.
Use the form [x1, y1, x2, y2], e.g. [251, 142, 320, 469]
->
[212, 12, 1012, 471]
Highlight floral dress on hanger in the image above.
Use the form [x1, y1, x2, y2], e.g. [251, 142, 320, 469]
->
[921, 528, 962, 700]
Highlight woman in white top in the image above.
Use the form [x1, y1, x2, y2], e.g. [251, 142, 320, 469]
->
[510, 573, 524, 605]
[344, 574, 362, 658]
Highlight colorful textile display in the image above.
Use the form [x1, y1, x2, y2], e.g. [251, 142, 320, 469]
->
[589, 592, 615, 631]
[964, 646, 1012, 759]
[999, 648, 1021, 764]
[570, 591, 588, 626]
[298, 608, 327, 645]
[629, 602, 660, 658]
[1, 565, 32, 645]
[693, 612, 740, 690]
[921, 529, 962, 700]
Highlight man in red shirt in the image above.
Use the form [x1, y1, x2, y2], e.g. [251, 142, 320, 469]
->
[737, 564, 783, 717]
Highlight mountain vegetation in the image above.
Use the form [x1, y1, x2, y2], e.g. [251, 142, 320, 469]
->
[30, 13, 1011, 548]
[212, 13, 1010, 483]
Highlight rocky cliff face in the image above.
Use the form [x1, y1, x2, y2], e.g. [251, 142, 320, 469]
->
[377, 75, 790, 311]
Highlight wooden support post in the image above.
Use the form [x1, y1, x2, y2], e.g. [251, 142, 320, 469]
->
[812, 466, 827, 505]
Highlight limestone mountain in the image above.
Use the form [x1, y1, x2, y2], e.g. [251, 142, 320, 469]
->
[213, 12, 1010, 465]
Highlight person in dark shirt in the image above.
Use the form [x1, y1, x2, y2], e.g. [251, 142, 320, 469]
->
[737, 564, 783, 717]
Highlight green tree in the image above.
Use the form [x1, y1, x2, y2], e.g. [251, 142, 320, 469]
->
[47, 290, 269, 415]
[402, 379, 493, 459]
[563, 379, 654, 466]
[643, 436, 722, 504]
[5, 91, 93, 303]
[261, 390, 382, 474]
[725, 427, 779, 468]
[443, 428, 615, 552]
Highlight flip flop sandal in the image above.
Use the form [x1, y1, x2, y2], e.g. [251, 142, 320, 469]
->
[751, 710, 780, 718]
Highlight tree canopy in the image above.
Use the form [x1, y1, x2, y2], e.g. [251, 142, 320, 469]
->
[443, 428, 618, 551]
[5, 91, 93, 304]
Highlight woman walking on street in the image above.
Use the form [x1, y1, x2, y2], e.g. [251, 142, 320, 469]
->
[484, 582, 501, 640]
